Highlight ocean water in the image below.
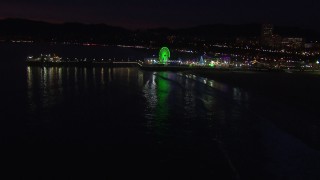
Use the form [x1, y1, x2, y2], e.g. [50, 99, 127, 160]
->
[1, 43, 320, 179]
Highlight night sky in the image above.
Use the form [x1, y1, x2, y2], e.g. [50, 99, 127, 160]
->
[1, 0, 319, 29]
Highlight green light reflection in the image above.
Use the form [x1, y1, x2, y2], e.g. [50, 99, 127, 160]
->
[155, 72, 170, 121]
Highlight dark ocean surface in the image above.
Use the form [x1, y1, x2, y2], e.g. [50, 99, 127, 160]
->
[1, 43, 320, 179]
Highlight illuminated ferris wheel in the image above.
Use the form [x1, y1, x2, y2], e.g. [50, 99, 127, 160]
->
[159, 47, 170, 64]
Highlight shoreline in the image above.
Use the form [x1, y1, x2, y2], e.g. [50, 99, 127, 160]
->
[184, 70, 320, 111]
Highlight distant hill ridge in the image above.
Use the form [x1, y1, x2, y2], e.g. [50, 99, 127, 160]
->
[0, 18, 319, 42]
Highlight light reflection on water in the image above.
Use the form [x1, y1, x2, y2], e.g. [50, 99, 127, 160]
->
[27, 67, 250, 133]
[142, 71, 246, 139]
[24, 66, 320, 179]
[27, 66, 109, 112]
[180, 73, 250, 107]
[101, 67, 105, 86]
[142, 72, 172, 137]
[143, 73, 158, 121]
[84, 68, 87, 90]
[154, 72, 170, 122]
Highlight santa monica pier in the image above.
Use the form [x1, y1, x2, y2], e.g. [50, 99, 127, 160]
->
[26, 46, 317, 72]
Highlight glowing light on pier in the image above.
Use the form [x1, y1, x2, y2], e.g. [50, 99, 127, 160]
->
[159, 47, 170, 64]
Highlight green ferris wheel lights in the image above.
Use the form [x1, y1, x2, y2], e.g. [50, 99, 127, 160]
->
[159, 47, 170, 64]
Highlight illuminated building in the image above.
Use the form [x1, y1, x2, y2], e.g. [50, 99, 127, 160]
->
[144, 58, 158, 64]
[236, 37, 260, 47]
[201, 54, 231, 68]
[27, 54, 62, 62]
[282, 38, 305, 49]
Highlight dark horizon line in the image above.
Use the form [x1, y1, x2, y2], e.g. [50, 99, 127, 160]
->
[1, 17, 315, 32]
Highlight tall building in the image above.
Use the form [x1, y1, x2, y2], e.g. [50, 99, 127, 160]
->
[260, 24, 305, 49]
[261, 24, 274, 46]
[261, 24, 274, 37]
